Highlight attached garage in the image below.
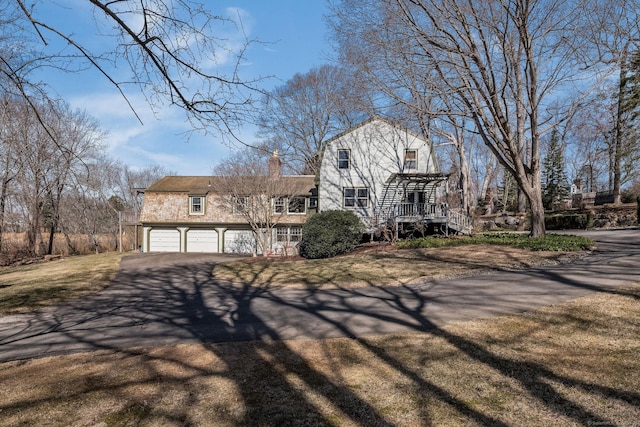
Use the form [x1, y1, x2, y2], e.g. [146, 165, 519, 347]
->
[224, 229, 256, 254]
[149, 228, 180, 252]
[186, 229, 218, 253]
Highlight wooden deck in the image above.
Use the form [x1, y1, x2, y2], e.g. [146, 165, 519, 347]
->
[379, 203, 472, 235]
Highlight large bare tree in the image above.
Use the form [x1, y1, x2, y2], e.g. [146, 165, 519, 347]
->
[1, 0, 260, 139]
[257, 65, 367, 175]
[213, 150, 313, 256]
[329, 0, 629, 237]
[580, 0, 640, 204]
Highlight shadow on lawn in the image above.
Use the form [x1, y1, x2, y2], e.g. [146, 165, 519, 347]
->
[1, 241, 639, 425]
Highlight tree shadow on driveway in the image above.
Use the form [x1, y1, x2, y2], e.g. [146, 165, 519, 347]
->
[1, 228, 640, 425]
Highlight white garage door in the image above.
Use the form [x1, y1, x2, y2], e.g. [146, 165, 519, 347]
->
[149, 228, 180, 252]
[224, 230, 256, 254]
[186, 229, 218, 253]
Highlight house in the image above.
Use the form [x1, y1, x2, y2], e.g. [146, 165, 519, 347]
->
[139, 117, 470, 254]
[139, 157, 316, 254]
[318, 117, 470, 237]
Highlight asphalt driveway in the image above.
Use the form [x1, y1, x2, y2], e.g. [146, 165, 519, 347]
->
[1, 228, 639, 363]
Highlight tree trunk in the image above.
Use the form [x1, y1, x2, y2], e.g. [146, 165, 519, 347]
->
[0, 178, 8, 253]
[0, 146, 13, 253]
[458, 141, 474, 216]
[480, 156, 498, 201]
[612, 59, 626, 205]
[529, 194, 546, 238]
[524, 177, 546, 238]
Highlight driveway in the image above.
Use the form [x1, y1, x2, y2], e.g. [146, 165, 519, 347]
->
[1, 228, 639, 363]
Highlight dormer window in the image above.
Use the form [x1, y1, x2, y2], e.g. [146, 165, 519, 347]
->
[189, 196, 205, 215]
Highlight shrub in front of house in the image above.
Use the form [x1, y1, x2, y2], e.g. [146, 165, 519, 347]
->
[299, 210, 364, 259]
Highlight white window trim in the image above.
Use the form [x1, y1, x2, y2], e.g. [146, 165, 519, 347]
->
[273, 197, 308, 215]
[287, 196, 307, 215]
[343, 187, 369, 208]
[276, 226, 302, 243]
[189, 195, 205, 215]
[404, 149, 418, 170]
[337, 148, 351, 170]
[273, 197, 286, 214]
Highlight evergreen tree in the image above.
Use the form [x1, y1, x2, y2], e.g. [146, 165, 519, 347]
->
[542, 129, 570, 210]
[619, 50, 640, 187]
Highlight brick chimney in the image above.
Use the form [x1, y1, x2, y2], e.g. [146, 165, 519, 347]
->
[268, 150, 282, 177]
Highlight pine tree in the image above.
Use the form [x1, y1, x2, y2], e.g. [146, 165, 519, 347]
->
[620, 50, 640, 186]
[542, 129, 570, 210]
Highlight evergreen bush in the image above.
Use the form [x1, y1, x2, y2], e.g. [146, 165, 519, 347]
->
[299, 210, 364, 259]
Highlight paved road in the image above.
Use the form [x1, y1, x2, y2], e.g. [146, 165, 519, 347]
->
[1, 228, 639, 363]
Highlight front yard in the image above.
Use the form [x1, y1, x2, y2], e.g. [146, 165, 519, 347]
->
[0, 235, 638, 426]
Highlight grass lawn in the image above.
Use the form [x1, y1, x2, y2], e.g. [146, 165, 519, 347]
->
[211, 244, 585, 289]
[2, 234, 638, 426]
[0, 252, 126, 316]
[0, 284, 638, 426]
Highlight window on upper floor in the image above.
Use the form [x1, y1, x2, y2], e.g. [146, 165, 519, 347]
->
[338, 149, 350, 170]
[308, 196, 318, 209]
[273, 196, 307, 214]
[404, 149, 418, 170]
[273, 197, 286, 214]
[287, 196, 306, 214]
[189, 195, 205, 215]
[344, 187, 369, 208]
[233, 196, 248, 215]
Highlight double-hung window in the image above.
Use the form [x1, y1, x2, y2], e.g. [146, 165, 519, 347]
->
[273, 197, 286, 214]
[289, 227, 302, 242]
[338, 149, 350, 170]
[344, 188, 369, 208]
[276, 227, 288, 242]
[404, 149, 418, 170]
[276, 226, 302, 243]
[189, 196, 205, 215]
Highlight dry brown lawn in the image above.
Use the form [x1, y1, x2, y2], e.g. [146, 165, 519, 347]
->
[0, 252, 125, 316]
[212, 244, 582, 289]
[0, 244, 638, 426]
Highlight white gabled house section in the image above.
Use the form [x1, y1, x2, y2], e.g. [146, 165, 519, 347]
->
[318, 117, 442, 231]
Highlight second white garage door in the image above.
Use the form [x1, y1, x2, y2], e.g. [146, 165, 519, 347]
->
[186, 229, 218, 253]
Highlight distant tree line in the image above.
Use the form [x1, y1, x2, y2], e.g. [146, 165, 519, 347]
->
[0, 96, 171, 256]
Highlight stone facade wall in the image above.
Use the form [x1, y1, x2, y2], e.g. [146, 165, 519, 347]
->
[139, 192, 309, 225]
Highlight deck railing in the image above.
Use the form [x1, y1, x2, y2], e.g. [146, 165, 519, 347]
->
[380, 203, 472, 234]
[446, 208, 472, 233]
[395, 202, 446, 219]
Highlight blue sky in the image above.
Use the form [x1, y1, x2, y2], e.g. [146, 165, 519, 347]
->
[35, 1, 332, 175]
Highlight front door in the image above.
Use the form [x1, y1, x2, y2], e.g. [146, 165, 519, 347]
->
[405, 191, 427, 215]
